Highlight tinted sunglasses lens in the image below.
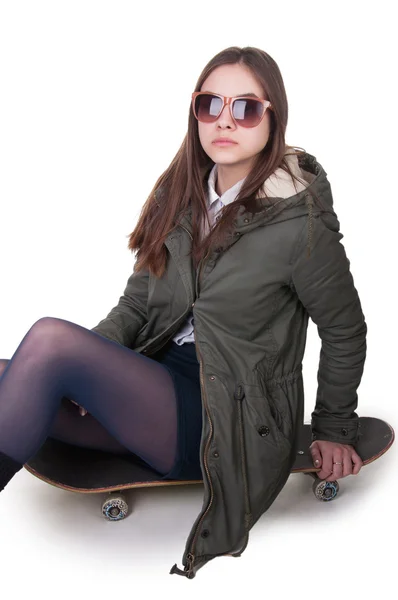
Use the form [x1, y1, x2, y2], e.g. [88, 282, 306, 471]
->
[194, 94, 265, 127]
[232, 98, 264, 127]
[194, 94, 223, 122]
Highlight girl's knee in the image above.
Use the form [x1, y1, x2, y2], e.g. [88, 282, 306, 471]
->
[18, 317, 73, 360]
[28, 317, 71, 344]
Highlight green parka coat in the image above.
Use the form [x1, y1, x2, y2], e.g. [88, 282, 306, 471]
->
[91, 151, 367, 578]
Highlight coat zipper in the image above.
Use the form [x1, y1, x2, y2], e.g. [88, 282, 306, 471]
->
[168, 222, 248, 575]
[186, 249, 213, 577]
[171, 240, 213, 578]
[172, 329, 215, 578]
[182, 383, 252, 571]
[172, 225, 251, 575]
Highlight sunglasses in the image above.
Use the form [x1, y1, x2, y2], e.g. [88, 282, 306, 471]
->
[191, 92, 273, 128]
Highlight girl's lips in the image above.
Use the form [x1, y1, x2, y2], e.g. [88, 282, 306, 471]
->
[212, 140, 237, 146]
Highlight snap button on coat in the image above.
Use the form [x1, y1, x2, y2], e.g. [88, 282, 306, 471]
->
[258, 426, 270, 437]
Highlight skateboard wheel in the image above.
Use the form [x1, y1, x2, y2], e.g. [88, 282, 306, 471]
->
[101, 493, 129, 521]
[312, 479, 339, 501]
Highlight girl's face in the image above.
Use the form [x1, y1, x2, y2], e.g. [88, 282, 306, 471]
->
[197, 63, 272, 171]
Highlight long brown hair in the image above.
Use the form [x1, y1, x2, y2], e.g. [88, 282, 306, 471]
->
[127, 46, 314, 278]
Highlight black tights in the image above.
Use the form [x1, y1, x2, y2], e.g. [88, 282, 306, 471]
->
[0, 317, 178, 475]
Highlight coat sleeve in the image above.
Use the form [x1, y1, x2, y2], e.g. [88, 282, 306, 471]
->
[290, 212, 367, 446]
[91, 264, 149, 348]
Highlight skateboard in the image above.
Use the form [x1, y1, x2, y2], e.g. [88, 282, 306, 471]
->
[24, 416, 394, 520]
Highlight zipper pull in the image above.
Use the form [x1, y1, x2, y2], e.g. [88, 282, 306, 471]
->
[169, 553, 196, 578]
[169, 564, 190, 577]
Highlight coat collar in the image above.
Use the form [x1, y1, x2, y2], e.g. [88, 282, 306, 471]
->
[156, 151, 338, 257]
[207, 149, 310, 209]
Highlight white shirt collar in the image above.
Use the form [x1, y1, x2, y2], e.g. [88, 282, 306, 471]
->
[207, 163, 247, 207]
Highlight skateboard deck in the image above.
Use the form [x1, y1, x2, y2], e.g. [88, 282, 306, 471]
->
[24, 416, 394, 519]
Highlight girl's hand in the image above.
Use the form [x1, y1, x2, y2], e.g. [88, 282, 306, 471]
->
[69, 399, 88, 416]
[309, 440, 363, 482]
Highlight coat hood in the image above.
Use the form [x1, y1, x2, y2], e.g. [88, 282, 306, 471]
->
[233, 150, 340, 256]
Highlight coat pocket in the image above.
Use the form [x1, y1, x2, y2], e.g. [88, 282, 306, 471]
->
[253, 370, 293, 447]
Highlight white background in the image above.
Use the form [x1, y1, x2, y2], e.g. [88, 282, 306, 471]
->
[0, 0, 397, 596]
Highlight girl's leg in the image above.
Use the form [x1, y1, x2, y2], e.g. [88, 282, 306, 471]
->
[0, 317, 179, 475]
[0, 360, 138, 456]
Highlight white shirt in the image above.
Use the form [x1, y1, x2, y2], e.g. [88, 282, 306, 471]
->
[172, 163, 247, 346]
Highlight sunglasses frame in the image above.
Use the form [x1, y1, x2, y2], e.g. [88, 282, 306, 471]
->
[191, 91, 273, 128]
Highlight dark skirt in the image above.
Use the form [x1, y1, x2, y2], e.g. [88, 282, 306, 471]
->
[149, 339, 203, 481]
